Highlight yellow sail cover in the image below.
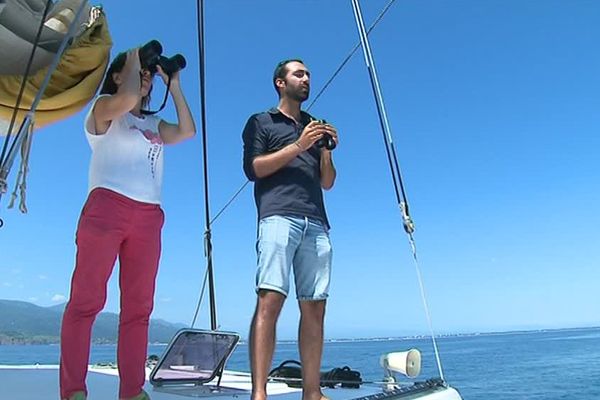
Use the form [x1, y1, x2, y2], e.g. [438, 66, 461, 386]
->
[0, 8, 112, 131]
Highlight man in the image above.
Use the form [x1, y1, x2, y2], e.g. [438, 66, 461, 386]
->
[242, 59, 338, 400]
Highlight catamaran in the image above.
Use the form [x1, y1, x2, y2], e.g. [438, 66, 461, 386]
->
[0, 0, 463, 399]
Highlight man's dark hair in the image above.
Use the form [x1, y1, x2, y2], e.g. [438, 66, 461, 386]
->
[99, 51, 152, 108]
[272, 58, 304, 95]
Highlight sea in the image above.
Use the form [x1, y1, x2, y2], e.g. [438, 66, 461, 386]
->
[1, 327, 599, 399]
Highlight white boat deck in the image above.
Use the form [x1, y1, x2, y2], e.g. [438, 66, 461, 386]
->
[0, 365, 461, 400]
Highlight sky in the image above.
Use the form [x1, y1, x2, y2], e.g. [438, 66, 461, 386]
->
[0, 0, 599, 341]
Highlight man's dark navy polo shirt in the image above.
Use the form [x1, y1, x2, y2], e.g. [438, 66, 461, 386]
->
[242, 107, 330, 228]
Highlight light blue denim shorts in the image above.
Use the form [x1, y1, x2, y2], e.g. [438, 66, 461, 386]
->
[255, 215, 332, 301]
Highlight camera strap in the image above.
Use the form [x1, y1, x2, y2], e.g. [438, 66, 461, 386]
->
[140, 76, 171, 116]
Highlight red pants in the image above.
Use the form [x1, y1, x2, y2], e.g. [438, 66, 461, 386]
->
[60, 188, 164, 399]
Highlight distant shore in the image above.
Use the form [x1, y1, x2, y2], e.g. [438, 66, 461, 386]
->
[3, 325, 597, 346]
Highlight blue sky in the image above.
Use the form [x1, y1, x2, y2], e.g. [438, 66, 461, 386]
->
[1, 0, 599, 340]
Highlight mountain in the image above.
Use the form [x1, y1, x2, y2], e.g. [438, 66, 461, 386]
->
[0, 299, 184, 344]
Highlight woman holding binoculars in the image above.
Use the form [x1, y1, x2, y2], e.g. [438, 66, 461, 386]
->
[59, 44, 195, 400]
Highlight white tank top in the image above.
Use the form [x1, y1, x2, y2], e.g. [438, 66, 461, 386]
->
[84, 95, 164, 204]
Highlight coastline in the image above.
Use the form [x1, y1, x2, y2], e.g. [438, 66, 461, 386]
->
[2, 325, 598, 346]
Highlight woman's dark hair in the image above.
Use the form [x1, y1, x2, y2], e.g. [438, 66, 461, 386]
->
[99, 51, 152, 108]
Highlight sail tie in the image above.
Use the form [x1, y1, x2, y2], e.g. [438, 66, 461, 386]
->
[7, 122, 34, 213]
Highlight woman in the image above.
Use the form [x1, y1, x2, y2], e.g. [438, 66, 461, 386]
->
[59, 47, 196, 400]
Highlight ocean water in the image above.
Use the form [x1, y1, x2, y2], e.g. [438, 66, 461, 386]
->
[1, 327, 599, 399]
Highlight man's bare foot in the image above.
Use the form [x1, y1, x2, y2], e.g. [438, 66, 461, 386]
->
[251, 391, 267, 400]
[302, 392, 329, 400]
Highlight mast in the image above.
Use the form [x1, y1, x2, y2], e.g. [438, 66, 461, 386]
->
[195, 0, 218, 330]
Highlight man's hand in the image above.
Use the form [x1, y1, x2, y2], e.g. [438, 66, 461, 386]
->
[296, 121, 325, 151]
[321, 123, 338, 152]
[296, 121, 339, 152]
[319, 123, 337, 189]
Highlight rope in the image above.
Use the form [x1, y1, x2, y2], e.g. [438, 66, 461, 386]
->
[7, 124, 34, 213]
[350, 0, 444, 381]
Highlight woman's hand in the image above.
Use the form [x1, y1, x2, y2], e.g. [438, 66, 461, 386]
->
[156, 65, 180, 87]
[124, 48, 141, 71]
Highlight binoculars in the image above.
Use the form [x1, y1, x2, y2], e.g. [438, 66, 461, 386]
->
[139, 40, 186, 76]
[314, 119, 336, 151]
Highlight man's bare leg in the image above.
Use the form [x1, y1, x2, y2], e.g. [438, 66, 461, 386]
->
[250, 290, 286, 400]
[298, 300, 327, 400]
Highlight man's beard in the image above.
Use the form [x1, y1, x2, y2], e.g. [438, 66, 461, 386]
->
[288, 86, 309, 102]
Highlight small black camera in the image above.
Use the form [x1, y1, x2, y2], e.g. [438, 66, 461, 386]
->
[139, 40, 186, 76]
[313, 119, 336, 151]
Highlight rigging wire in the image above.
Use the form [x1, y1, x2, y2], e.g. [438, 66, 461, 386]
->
[188, 0, 399, 319]
[210, 180, 250, 226]
[306, 0, 396, 112]
[207, 0, 397, 228]
[350, 0, 445, 381]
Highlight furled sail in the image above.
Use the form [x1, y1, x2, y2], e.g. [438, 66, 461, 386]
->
[0, 0, 112, 134]
[0, 0, 112, 219]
